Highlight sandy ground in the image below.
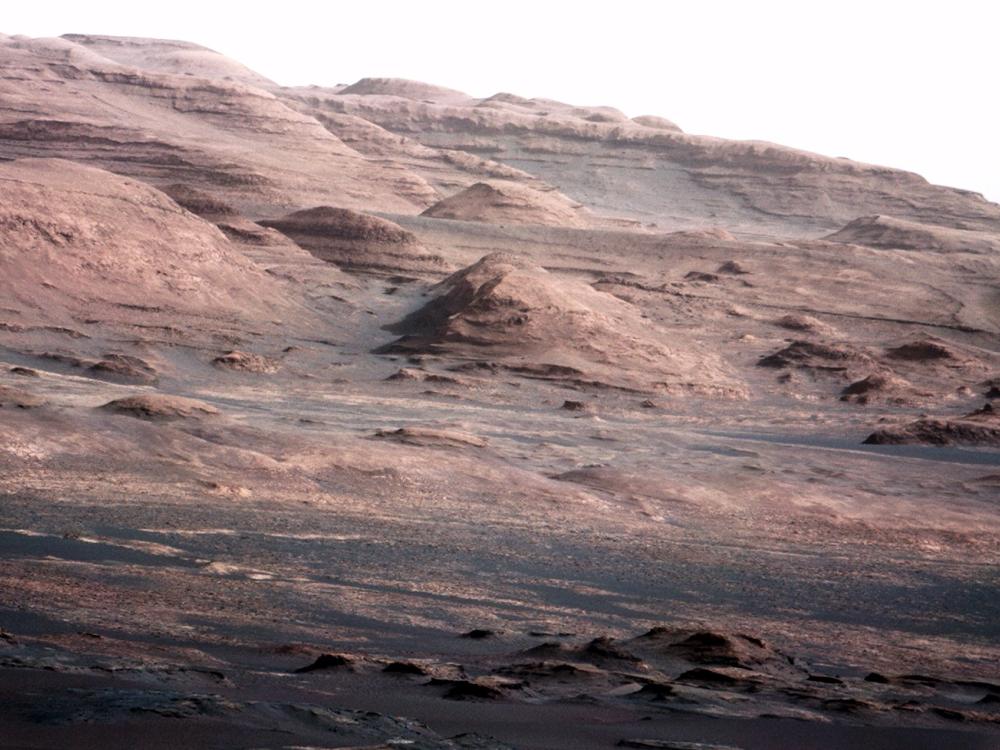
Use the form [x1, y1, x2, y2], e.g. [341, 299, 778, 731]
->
[2, 33, 1000, 750]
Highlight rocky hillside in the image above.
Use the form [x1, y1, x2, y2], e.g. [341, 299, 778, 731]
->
[3, 34, 999, 238]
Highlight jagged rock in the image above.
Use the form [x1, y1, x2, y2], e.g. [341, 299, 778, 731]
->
[87, 354, 158, 384]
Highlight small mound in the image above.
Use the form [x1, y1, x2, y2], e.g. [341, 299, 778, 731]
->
[684, 271, 720, 283]
[379, 253, 742, 395]
[372, 426, 487, 449]
[432, 679, 505, 701]
[100, 394, 219, 421]
[61, 35, 277, 88]
[517, 637, 641, 668]
[955, 403, 994, 422]
[0, 159, 291, 329]
[261, 206, 446, 274]
[383, 661, 429, 676]
[981, 377, 1000, 399]
[887, 338, 963, 363]
[632, 115, 683, 132]
[212, 350, 280, 374]
[338, 77, 470, 103]
[571, 106, 629, 123]
[294, 653, 354, 673]
[675, 667, 761, 689]
[86, 354, 158, 384]
[772, 314, 836, 336]
[385, 367, 465, 386]
[629, 627, 800, 677]
[635, 629, 771, 668]
[461, 628, 498, 640]
[161, 183, 238, 218]
[17, 351, 157, 385]
[554, 466, 685, 506]
[865, 407, 1000, 446]
[496, 661, 606, 682]
[480, 92, 537, 107]
[863, 417, 1000, 447]
[420, 181, 592, 228]
[840, 373, 917, 405]
[825, 215, 1000, 254]
[663, 227, 736, 242]
[0, 384, 46, 409]
[716, 260, 750, 275]
[758, 340, 864, 369]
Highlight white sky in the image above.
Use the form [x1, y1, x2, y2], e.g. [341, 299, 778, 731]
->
[5, 1, 998, 201]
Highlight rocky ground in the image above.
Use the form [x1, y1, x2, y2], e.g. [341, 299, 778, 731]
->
[1, 32, 999, 750]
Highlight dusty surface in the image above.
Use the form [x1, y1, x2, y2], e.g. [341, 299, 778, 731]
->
[1, 33, 999, 750]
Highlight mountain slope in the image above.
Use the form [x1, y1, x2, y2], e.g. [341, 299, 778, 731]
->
[0, 35, 438, 217]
